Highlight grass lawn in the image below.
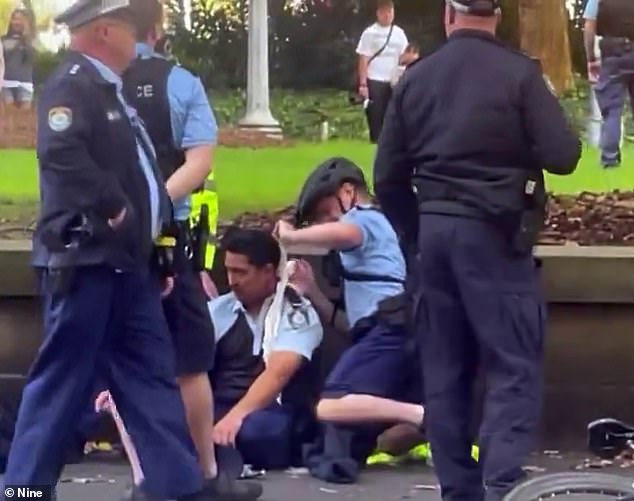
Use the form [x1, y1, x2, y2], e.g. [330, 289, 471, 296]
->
[1, 141, 633, 221]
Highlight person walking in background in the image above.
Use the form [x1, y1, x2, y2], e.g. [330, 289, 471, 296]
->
[1, 8, 35, 109]
[355, 0, 408, 144]
[583, 0, 634, 168]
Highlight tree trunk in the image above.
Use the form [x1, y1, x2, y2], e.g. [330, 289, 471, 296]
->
[518, 0, 574, 94]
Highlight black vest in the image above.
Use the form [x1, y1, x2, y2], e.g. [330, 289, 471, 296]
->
[123, 57, 186, 180]
[211, 291, 321, 409]
[597, 0, 634, 39]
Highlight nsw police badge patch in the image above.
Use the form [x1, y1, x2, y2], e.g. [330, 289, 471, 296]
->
[48, 107, 73, 132]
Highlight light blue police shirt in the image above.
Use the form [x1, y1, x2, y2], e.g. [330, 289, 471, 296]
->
[207, 290, 323, 360]
[584, 0, 599, 20]
[136, 43, 218, 221]
[340, 206, 406, 327]
[83, 54, 161, 238]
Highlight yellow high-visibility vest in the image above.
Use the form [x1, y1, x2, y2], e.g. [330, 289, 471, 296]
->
[190, 170, 219, 270]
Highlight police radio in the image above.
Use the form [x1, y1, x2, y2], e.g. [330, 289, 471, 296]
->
[153, 223, 179, 278]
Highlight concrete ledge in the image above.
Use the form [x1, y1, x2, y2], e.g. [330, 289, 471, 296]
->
[3, 241, 634, 447]
[4, 240, 634, 303]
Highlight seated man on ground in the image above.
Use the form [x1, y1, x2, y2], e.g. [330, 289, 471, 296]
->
[209, 227, 324, 472]
[94, 228, 323, 478]
[275, 157, 424, 483]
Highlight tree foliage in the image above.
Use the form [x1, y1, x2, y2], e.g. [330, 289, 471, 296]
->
[169, 0, 586, 90]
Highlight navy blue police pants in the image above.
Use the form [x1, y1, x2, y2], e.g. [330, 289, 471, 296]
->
[214, 400, 297, 476]
[594, 52, 634, 167]
[416, 215, 545, 501]
[3, 266, 203, 499]
[303, 322, 420, 483]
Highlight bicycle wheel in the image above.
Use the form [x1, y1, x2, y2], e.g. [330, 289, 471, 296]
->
[503, 472, 634, 500]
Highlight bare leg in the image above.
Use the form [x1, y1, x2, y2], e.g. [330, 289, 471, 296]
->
[177, 373, 218, 478]
[317, 394, 424, 428]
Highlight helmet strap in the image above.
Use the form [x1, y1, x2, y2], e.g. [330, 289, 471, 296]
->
[336, 187, 358, 216]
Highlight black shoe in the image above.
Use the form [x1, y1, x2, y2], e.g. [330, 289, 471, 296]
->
[180, 472, 263, 501]
[120, 483, 167, 501]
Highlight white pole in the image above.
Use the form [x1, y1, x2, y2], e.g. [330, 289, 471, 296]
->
[238, 0, 282, 135]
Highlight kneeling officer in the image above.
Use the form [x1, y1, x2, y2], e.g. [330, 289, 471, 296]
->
[2, 0, 231, 500]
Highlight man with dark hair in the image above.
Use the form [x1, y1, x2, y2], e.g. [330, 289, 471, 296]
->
[355, 0, 409, 143]
[207, 227, 323, 471]
[120, 1, 249, 500]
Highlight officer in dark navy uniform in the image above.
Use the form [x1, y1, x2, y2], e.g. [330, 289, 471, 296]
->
[1, 1, 238, 500]
[114, 2, 260, 500]
[584, 0, 634, 167]
[373, 1, 581, 499]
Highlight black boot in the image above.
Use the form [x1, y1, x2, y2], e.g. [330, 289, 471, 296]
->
[179, 472, 263, 501]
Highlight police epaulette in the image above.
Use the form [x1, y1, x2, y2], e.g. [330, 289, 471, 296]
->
[68, 63, 81, 75]
[283, 286, 303, 309]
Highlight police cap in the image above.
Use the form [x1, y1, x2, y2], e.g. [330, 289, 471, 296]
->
[448, 0, 501, 17]
[295, 157, 367, 226]
[55, 0, 135, 30]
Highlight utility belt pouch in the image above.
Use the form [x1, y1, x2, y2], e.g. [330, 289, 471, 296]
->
[152, 224, 179, 278]
[510, 176, 547, 256]
[376, 292, 409, 329]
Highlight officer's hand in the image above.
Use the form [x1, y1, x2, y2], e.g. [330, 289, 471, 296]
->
[588, 61, 601, 83]
[200, 271, 219, 300]
[273, 220, 296, 245]
[161, 276, 174, 298]
[289, 259, 317, 298]
[94, 390, 113, 413]
[213, 412, 245, 447]
[108, 207, 127, 229]
[358, 83, 369, 100]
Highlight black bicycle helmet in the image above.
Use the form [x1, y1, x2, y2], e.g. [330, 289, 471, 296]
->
[448, 0, 500, 17]
[295, 157, 367, 226]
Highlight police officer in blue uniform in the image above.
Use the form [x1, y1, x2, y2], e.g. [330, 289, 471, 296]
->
[373, 1, 581, 499]
[584, 0, 634, 167]
[2, 1, 237, 500]
[208, 228, 323, 471]
[117, 2, 259, 500]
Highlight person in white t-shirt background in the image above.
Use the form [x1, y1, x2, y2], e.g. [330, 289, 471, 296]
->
[356, 0, 409, 143]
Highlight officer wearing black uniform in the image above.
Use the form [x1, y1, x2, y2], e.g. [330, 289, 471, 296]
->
[584, 0, 634, 167]
[373, 1, 581, 499]
[1, 0, 227, 500]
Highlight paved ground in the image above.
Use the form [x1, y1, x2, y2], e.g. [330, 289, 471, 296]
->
[2, 450, 629, 501]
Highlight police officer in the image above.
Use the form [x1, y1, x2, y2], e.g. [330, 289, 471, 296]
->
[120, 1, 260, 500]
[209, 228, 323, 471]
[1, 0, 233, 500]
[584, 0, 634, 167]
[373, 1, 581, 499]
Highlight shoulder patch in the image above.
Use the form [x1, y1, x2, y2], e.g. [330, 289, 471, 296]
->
[287, 306, 310, 330]
[48, 107, 73, 132]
